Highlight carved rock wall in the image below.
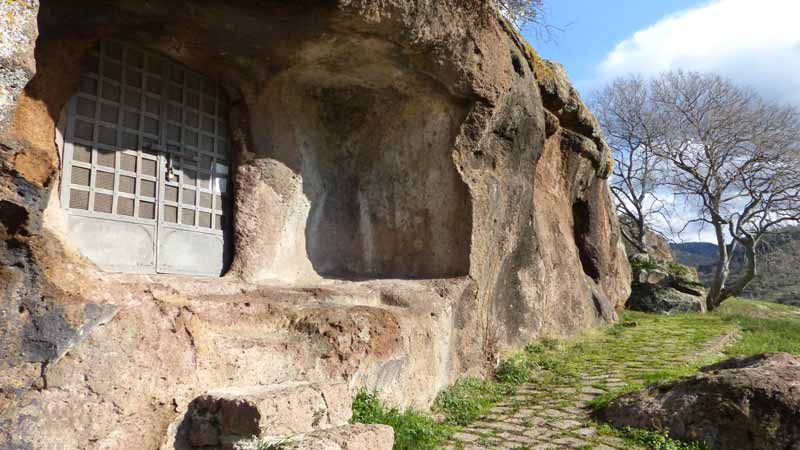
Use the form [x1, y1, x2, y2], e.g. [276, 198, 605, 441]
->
[0, 1, 630, 448]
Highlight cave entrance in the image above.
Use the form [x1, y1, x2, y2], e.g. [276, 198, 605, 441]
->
[59, 40, 232, 276]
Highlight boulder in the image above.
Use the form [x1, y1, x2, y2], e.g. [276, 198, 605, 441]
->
[186, 383, 351, 446]
[635, 268, 670, 286]
[627, 260, 707, 314]
[627, 283, 707, 314]
[598, 352, 800, 450]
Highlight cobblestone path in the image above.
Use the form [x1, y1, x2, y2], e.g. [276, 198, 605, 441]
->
[445, 321, 739, 450]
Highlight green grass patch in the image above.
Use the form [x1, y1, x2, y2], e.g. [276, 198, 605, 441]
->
[586, 390, 631, 412]
[351, 389, 450, 450]
[593, 424, 710, 450]
[640, 364, 702, 385]
[718, 298, 800, 356]
[495, 354, 537, 384]
[432, 378, 512, 426]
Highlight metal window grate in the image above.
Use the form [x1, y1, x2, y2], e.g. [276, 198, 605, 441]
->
[96, 171, 114, 190]
[71, 166, 91, 186]
[62, 39, 233, 275]
[94, 193, 113, 213]
[69, 189, 89, 210]
[117, 197, 134, 216]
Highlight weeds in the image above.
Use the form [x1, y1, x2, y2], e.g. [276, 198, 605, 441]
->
[351, 389, 449, 450]
[432, 378, 511, 426]
[620, 426, 710, 450]
[495, 355, 536, 384]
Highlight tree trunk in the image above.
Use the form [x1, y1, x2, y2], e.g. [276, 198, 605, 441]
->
[706, 222, 730, 311]
[720, 240, 758, 301]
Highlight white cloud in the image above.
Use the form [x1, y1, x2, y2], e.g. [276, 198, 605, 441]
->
[594, 0, 800, 105]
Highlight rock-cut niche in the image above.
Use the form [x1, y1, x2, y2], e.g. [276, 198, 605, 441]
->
[286, 81, 473, 280]
[34, 0, 473, 281]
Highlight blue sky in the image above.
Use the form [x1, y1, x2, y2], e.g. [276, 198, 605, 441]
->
[525, 0, 702, 92]
[521, 0, 800, 242]
[523, 0, 800, 105]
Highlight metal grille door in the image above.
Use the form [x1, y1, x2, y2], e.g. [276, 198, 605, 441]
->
[61, 40, 231, 276]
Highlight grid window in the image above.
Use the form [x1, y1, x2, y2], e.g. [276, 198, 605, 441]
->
[65, 39, 231, 235]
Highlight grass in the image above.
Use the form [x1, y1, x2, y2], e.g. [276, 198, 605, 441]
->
[431, 378, 512, 426]
[352, 298, 800, 450]
[606, 425, 709, 450]
[350, 356, 534, 449]
[718, 298, 800, 356]
[351, 389, 451, 450]
[350, 350, 539, 449]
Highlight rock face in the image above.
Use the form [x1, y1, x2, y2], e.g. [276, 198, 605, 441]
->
[620, 219, 675, 262]
[0, 1, 38, 133]
[599, 353, 800, 450]
[0, 1, 630, 449]
[627, 257, 707, 314]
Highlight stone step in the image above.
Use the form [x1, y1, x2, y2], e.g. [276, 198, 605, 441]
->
[234, 424, 394, 450]
[186, 382, 351, 448]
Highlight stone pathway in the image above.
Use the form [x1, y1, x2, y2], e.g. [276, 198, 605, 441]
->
[444, 326, 739, 450]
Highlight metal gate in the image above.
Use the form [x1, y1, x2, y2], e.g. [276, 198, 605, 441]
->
[60, 40, 231, 276]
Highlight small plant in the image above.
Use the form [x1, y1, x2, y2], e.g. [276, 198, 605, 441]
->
[351, 389, 450, 450]
[524, 342, 546, 354]
[585, 391, 621, 413]
[432, 378, 509, 426]
[621, 427, 710, 450]
[495, 355, 534, 384]
[256, 438, 292, 450]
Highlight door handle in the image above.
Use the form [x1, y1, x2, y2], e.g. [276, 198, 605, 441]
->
[144, 142, 176, 182]
[165, 152, 176, 181]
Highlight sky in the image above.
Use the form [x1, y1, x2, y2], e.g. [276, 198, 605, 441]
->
[525, 0, 800, 104]
[521, 0, 800, 242]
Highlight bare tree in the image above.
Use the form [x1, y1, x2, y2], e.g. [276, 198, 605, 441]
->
[495, 0, 559, 41]
[651, 71, 800, 309]
[497, 0, 545, 25]
[592, 76, 670, 257]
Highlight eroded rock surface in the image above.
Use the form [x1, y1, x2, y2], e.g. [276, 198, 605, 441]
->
[189, 383, 350, 446]
[0, 1, 630, 448]
[281, 424, 395, 450]
[599, 352, 800, 450]
[620, 219, 675, 262]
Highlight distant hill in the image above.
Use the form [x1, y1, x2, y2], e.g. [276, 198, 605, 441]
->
[671, 242, 719, 268]
[670, 227, 800, 306]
